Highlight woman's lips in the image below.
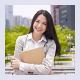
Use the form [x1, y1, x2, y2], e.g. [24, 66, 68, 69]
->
[36, 28, 42, 31]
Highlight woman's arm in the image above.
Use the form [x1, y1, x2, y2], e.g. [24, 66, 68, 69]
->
[13, 36, 25, 75]
[13, 36, 56, 75]
[23, 40, 56, 75]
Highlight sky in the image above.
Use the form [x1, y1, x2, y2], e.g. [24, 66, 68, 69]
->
[13, 5, 51, 19]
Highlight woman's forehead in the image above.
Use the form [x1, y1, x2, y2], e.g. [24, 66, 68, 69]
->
[36, 14, 47, 22]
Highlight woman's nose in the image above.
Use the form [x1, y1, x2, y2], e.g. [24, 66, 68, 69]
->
[38, 23, 42, 27]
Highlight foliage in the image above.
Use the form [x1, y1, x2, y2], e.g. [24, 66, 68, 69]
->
[5, 25, 30, 57]
[54, 25, 75, 55]
[11, 25, 30, 35]
[5, 60, 11, 63]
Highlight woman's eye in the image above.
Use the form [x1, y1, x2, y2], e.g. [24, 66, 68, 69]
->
[36, 21, 39, 22]
[43, 23, 47, 25]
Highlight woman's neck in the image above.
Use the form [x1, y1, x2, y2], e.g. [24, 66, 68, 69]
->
[32, 32, 42, 43]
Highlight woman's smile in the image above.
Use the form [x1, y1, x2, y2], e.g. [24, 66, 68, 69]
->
[35, 27, 42, 31]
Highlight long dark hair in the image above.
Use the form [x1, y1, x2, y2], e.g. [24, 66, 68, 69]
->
[29, 10, 61, 56]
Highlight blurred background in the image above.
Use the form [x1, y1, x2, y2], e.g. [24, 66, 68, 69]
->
[5, 5, 75, 75]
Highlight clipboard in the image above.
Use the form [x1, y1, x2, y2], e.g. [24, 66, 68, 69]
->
[19, 47, 45, 64]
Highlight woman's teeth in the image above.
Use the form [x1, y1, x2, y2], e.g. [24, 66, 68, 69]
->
[36, 28, 41, 31]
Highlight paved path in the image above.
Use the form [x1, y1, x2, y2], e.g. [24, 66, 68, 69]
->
[5, 67, 75, 75]
[5, 54, 75, 67]
[5, 54, 75, 75]
[54, 54, 75, 67]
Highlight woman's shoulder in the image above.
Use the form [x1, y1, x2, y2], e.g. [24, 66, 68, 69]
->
[18, 34, 28, 38]
[16, 34, 28, 42]
[47, 39, 56, 49]
[47, 39, 56, 45]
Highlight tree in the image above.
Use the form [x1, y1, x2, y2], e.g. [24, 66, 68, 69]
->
[5, 25, 30, 57]
[55, 25, 75, 55]
[11, 25, 30, 35]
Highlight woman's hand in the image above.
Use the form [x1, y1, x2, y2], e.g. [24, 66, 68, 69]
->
[12, 57, 21, 69]
[48, 70, 52, 75]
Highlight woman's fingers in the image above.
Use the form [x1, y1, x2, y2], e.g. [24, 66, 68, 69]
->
[11, 57, 16, 62]
[11, 57, 21, 69]
[12, 57, 17, 60]
[48, 70, 52, 75]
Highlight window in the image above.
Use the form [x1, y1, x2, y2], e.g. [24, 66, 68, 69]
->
[61, 10, 67, 13]
[61, 21, 64, 23]
[66, 19, 67, 22]
[61, 15, 66, 18]
[63, 25, 65, 27]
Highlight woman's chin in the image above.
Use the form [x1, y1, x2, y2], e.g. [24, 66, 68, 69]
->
[34, 30, 42, 35]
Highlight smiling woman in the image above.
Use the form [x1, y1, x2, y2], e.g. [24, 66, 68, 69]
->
[12, 10, 61, 75]
[32, 14, 47, 42]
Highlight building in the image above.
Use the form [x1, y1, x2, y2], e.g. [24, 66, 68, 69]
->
[22, 18, 29, 27]
[51, 5, 75, 30]
[13, 16, 22, 26]
[13, 16, 32, 28]
[22, 17, 32, 28]
[5, 5, 13, 28]
[50, 5, 59, 25]
[59, 5, 75, 30]
[28, 18, 32, 28]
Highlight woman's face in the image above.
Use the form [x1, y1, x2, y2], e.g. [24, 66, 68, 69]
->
[33, 14, 47, 35]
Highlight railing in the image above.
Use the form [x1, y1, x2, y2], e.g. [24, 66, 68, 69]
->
[52, 67, 75, 75]
[5, 67, 75, 75]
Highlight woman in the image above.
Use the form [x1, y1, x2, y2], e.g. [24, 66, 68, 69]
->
[12, 10, 61, 75]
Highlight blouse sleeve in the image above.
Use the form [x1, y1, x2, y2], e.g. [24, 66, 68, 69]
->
[14, 36, 25, 75]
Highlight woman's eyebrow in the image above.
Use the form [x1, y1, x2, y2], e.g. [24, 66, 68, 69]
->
[44, 22, 47, 23]
[36, 19, 39, 21]
[36, 19, 47, 23]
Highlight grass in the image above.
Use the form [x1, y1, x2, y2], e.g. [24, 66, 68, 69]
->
[59, 56, 67, 57]
[5, 60, 11, 63]
[54, 58, 72, 61]
[54, 56, 66, 58]
[54, 63, 63, 65]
